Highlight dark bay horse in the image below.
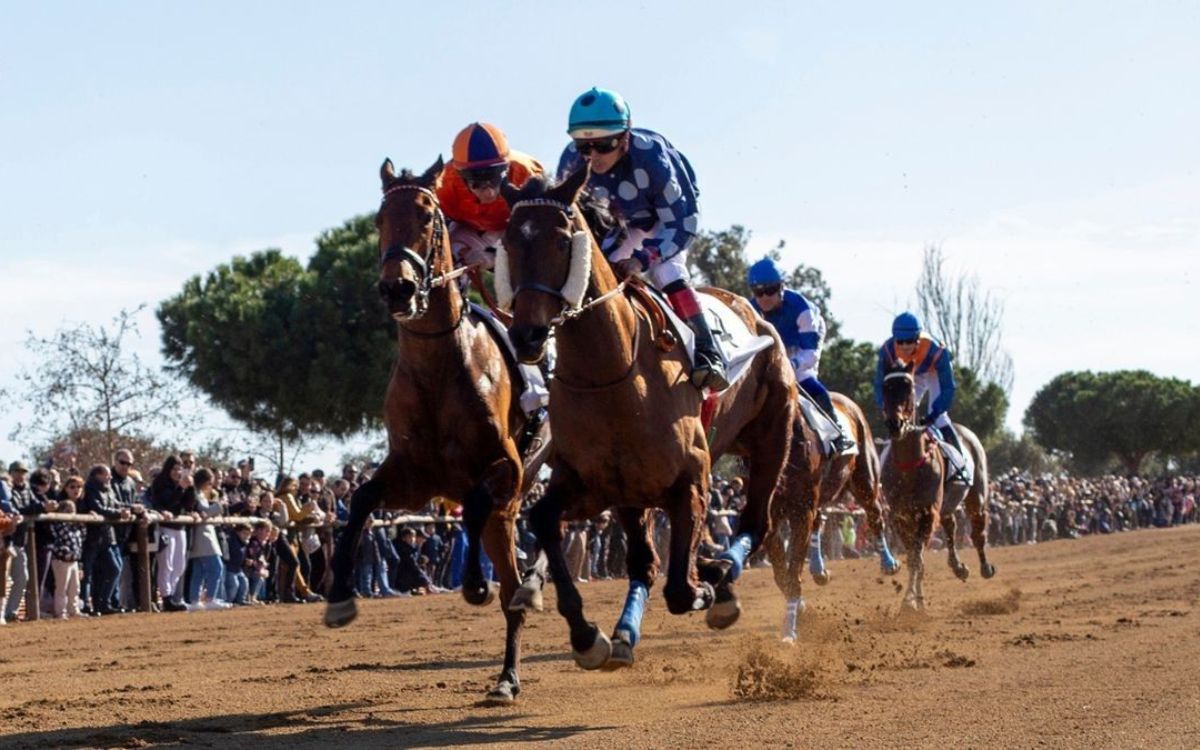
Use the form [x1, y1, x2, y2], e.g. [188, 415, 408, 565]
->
[323, 158, 545, 704]
[499, 168, 795, 668]
[879, 361, 995, 610]
[765, 391, 900, 641]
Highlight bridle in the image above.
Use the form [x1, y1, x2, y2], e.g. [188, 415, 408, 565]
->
[379, 183, 472, 334]
[507, 198, 628, 328]
[883, 369, 932, 471]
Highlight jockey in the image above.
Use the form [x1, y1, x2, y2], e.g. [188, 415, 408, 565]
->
[436, 122, 548, 454]
[747, 257, 854, 454]
[556, 87, 729, 391]
[436, 122, 545, 270]
[874, 312, 969, 480]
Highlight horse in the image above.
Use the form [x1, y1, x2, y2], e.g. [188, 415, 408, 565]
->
[765, 391, 901, 641]
[498, 167, 795, 669]
[879, 360, 995, 610]
[322, 158, 548, 704]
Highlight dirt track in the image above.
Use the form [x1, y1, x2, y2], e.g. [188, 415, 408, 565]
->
[3, 525, 1199, 749]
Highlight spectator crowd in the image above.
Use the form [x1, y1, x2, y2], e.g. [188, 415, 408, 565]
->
[2, 446, 1197, 625]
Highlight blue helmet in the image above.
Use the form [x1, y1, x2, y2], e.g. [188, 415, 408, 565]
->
[747, 257, 785, 287]
[892, 312, 922, 340]
[568, 87, 631, 138]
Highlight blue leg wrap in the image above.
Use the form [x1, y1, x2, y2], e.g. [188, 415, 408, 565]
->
[808, 530, 826, 577]
[614, 580, 649, 646]
[718, 533, 754, 582]
[879, 536, 900, 574]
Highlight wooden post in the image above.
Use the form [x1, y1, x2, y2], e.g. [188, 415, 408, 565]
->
[136, 521, 151, 613]
[25, 523, 40, 622]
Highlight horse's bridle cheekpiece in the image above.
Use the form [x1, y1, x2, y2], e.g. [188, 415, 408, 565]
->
[379, 183, 470, 332]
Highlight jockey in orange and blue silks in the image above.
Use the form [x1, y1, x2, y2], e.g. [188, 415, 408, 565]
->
[747, 257, 854, 454]
[874, 312, 965, 459]
[556, 87, 728, 393]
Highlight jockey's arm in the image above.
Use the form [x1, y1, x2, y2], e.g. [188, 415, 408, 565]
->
[637, 148, 698, 268]
[790, 297, 826, 374]
[928, 346, 957, 420]
[873, 346, 889, 410]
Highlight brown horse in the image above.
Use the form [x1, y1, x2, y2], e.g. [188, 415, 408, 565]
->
[323, 158, 546, 704]
[499, 168, 795, 669]
[879, 361, 995, 610]
[765, 391, 901, 641]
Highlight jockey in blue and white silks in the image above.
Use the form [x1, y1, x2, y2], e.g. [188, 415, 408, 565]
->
[556, 87, 728, 391]
[874, 312, 969, 480]
[747, 257, 854, 453]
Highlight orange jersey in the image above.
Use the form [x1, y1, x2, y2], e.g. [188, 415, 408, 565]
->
[436, 149, 544, 233]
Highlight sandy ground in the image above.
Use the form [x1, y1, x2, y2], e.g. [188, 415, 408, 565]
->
[2, 525, 1199, 749]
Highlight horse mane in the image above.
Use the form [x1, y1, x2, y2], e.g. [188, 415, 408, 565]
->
[507, 174, 555, 202]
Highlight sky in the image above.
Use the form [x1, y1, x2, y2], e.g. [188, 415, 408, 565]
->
[1, 1, 1197, 470]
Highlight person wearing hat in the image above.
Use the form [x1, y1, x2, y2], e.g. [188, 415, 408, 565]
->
[2, 461, 38, 623]
[436, 122, 545, 271]
[556, 87, 728, 390]
[874, 312, 968, 482]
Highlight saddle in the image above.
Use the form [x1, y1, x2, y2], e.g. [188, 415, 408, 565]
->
[638, 285, 775, 391]
[468, 303, 549, 414]
[796, 392, 859, 458]
[930, 428, 974, 486]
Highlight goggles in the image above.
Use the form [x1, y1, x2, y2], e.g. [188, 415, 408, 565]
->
[750, 284, 782, 298]
[573, 136, 623, 155]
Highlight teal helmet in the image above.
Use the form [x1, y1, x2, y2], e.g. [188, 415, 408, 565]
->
[747, 257, 785, 287]
[568, 87, 631, 138]
[892, 312, 922, 340]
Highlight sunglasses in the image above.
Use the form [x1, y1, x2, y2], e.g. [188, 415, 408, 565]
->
[573, 137, 622, 156]
[751, 284, 782, 297]
[461, 167, 507, 190]
[895, 338, 918, 346]
[117, 459, 132, 466]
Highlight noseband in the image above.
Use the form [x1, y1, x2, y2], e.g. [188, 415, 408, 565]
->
[379, 184, 470, 331]
[506, 198, 627, 328]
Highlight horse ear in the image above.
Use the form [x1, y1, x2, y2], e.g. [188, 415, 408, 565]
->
[381, 158, 396, 188]
[419, 156, 445, 189]
[552, 165, 591, 204]
[500, 180, 522, 206]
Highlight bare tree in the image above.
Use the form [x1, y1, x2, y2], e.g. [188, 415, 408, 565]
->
[8, 306, 196, 460]
[914, 245, 1014, 393]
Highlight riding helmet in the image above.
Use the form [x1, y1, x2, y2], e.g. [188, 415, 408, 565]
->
[892, 312, 923, 340]
[747, 257, 785, 287]
[567, 87, 631, 138]
[451, 122, 510, 170]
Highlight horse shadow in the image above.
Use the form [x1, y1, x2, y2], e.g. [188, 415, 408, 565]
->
[1, 702, 614, 749]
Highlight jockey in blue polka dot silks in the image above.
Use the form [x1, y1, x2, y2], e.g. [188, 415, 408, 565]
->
[746, 257, 855, 454]
[557, 87, 729, 391]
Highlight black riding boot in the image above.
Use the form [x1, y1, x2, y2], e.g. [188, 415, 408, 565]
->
[686, 313, 729, 391]
[518, 407, 548, 457]
[938, 422, 970, 483]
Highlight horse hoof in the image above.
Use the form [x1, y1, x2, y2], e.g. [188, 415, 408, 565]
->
[954, 565, 970, 582]
[508, 583, 543, 612]
[901, 599, 920, 612]
[706, 592, 741, 630]
[781, 634, 797, 645]
[881, 560, 902, 576]
[604, 632, 635, 669]
[462, 580, 497, 607]
[573, 630, 612, 670]
[981, 563, 997, 579]
[812, 570, 831, 587]
[324, 598, 357, 629]
[483, 679, 519, 705]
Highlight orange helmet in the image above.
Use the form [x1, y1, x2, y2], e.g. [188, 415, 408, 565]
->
[451, 122, 511, 170]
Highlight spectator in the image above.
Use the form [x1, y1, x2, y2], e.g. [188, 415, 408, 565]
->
[186, 468, 230, 610]
[110, 449, 146, 611]
[48, 498, 85, 619]
[150, 455, 192, 612]
[3, 461, 39, 623]
[81, 464, 131, 616]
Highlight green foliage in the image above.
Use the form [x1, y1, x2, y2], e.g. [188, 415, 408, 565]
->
[821, 337, 885, 436]
[1024, 370, 1200, 474]
[985, 429, 1062, 476]
[158, 215, 395, 441]
[951, 366, 1008, 443]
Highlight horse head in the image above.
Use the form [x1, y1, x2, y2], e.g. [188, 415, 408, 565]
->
[375, 157, 447, 319]
[881, 360, 918, 439]
[500, 166, 615, 364]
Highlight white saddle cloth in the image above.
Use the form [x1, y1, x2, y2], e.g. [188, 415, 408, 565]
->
[649, 288, 776, 391]
[797, 393, 858, 457]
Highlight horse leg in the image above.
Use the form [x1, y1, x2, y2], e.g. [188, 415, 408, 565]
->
[528, 476, 610, 669]
[964, 484, 996, 579]
[809, 514, 830, 586]
[941, 485, 970, 582]
[472, 455, 525, 703]
[664, 477, 716, 618]
[324, 457, 400, 628]
[606, 508, 659, 668]
[852, 461, 900, 576]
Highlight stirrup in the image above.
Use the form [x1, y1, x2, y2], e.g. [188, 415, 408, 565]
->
[691, 361, 729, 391]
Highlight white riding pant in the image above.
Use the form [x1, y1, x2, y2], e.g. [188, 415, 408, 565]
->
[607, 228, 690, 289]
[448, 223, 502, 270]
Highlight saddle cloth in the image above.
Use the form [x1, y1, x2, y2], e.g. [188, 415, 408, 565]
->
[469, 303, 549, 414]
[642, 287, 776, 392]
[933, 429, 974, 486]
[797, 392, 859, 457]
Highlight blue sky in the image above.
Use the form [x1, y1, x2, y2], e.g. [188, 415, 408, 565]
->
[2, 2, 1197, 469]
